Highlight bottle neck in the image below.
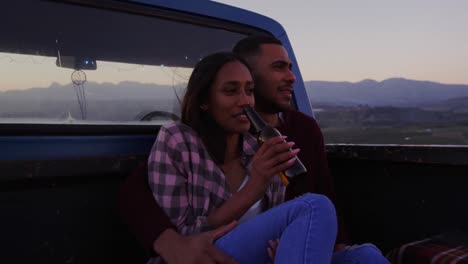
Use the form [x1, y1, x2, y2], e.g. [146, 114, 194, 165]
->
[243, 105, 266, 133]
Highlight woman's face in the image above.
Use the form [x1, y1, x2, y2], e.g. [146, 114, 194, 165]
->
[205, 60, 254, 134]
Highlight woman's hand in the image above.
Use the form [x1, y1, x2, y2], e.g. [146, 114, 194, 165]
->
[207, 137, 299, 229]
[249, 136, 300, 192]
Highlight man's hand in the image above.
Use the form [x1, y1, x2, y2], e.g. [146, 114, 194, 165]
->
[334, 243, 351, 252]
[153, 221, 238, 264]
[267, 239, 280, 263]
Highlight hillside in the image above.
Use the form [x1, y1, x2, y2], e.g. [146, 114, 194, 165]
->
[306, 78, 468, 107]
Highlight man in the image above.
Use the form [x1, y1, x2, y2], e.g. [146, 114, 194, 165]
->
[119, 35, 389, 263]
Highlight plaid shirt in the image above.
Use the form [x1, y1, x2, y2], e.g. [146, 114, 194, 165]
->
[148, 122, 286, 235]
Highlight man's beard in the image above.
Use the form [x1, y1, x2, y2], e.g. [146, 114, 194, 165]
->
[253, 76, 292, 113]
[255, 93, 292, 114]
[273, 99, 293, 113]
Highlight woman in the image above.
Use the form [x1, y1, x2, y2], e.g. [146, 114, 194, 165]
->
[148, 52, 337, 263]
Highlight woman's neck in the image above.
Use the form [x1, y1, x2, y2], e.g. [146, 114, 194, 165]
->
[224, 133, 241, 162]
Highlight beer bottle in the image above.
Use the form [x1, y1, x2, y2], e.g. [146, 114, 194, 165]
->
[243, 105, 307, 186]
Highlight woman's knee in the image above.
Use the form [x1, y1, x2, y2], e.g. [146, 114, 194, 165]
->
[295, 193, 336, 215]
[290, 193, 337, 233]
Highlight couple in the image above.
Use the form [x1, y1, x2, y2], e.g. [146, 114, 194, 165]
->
[120, 36, 389, 264]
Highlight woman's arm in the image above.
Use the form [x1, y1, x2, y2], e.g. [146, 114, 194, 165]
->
[148, 125, 208, 235]
[207, 137, 299, 228]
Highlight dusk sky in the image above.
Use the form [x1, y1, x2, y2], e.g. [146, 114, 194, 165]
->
[215, 0, 468, 85]
[1, 1, 467, 91]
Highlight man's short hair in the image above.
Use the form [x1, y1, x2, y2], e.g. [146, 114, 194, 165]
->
[233, 35, 283, 60]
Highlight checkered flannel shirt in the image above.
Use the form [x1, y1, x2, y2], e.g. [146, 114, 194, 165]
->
[148, 122, 286, 235]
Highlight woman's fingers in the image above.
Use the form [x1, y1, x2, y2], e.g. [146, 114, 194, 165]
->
[271, 147, 299, 166]
[262, 147, 300, 171]
[251, 136, 300, 183]
[262, 141, 295, 161]
[257, 136, 287, 155]
[259, 136, 295, 160]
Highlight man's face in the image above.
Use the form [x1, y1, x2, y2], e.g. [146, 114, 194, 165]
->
[250, 44, 296, 113]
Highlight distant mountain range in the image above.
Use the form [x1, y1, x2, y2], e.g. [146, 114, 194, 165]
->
[306, 78, 468, 107]
[1, 78, 467, 115]
[0, 81, 180, 101]
[0, 81, 184, 120]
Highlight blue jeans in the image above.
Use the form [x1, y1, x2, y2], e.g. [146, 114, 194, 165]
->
[332, 243, 390, 264]
[215, 193, 337, 264]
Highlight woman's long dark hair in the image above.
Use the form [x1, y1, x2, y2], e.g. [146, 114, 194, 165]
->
[181, 52, 251, 164]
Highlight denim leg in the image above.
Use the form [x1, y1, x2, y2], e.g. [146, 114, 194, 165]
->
[215, 193, 337, 264]
[331, 243, 390, 264]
